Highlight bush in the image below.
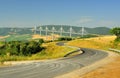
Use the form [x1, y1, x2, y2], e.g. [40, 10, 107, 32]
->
[58, 37, 72, 41]
[111, 27, 120, 42]
[38, 39, 44, 44]
[80, 34, 98, 38]
[0, 40, 44, 56]
[34, 39, 44, 44]
[115, 37, 120, 42]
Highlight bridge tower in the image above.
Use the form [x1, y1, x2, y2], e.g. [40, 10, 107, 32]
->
[52, 26, 56, 41]
[60, 26, 63, 37]
[79, 26, 88, 37]
[69, 26, 73, 37]
[39, 26, 42, 36]
[45, 26, 48, 40]
[81, 26, 84, 37]
[34, 26, 37, 34]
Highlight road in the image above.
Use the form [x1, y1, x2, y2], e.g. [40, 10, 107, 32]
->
[0, 48, 108, 78]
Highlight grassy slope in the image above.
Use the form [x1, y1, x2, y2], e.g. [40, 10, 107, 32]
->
[0, 42, 77, 63]
[31, 42, 78, 59]
[0, 42, 3, 46]
[67, 36, 117, 50]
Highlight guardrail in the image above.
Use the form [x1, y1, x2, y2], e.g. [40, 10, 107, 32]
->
[109, 48, 120, 53]
[64, 48, 82, 57]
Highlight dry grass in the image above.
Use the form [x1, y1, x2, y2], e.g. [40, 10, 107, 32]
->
[67, 36, 116, 50]
[79, 56, 120, 78]
[32, 34, 60, 41]
[32, 42, 77, 59]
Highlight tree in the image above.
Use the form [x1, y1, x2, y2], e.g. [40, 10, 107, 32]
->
[0, 40, 43, 56]
[58, 37, 72, 41]
[38, 39, 44, 45]
[111, 27, 120, 41]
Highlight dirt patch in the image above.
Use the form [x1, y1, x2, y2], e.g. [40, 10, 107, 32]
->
[0, 35, 10, 39]
[78, 53, 120, 78]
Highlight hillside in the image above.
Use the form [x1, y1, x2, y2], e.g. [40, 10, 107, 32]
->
[0, 27, 33, 36]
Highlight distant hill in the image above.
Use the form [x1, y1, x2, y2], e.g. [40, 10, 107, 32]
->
[37, 25, 111, 35]
[85, 27, 111, 35]
[0, 25, 111, 36]
[0, 27, 33, 36]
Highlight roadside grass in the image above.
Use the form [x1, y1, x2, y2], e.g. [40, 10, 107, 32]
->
[0, 42, 77, 64]
[31, 42, 78, 59]
[67, 36, 117, 50]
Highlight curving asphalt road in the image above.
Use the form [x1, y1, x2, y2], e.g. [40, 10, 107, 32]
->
[0, 48, 108, 78]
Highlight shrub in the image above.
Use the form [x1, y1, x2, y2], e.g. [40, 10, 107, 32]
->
[58, 37, 72, 41]
[111, 27, 120, 42]
[80, 34, 98, 38]
[0, 40, 44, 56]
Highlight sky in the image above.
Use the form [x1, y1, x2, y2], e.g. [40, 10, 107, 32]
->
[0, 0, 120, 28]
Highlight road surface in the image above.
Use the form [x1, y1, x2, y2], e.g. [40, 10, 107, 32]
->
[0, 48, 108, 78]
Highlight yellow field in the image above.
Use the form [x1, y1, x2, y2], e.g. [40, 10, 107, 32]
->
[67, 36, 116, 50]
[0, 35, 10, 39]
[32, 34, 60, 41]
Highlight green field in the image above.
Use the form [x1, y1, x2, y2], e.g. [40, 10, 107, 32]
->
[4, 34, 32, 41]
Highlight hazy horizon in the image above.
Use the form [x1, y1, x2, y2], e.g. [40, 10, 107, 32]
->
[0, 25, 114, 29]
[0, 0, 120, 28]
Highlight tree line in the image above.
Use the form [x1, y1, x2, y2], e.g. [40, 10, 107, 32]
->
[0, 39, 44, 56]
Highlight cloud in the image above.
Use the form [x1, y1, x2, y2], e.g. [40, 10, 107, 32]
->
[77, 17, 94, 24]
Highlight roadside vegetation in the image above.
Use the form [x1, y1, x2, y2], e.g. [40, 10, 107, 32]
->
[31, 42, 77, 59]
[0, 39, 44, 63]
[0, 39, 77, 64]
[110, 27, 120, 49]
[67, 36, 119, 50]
[111, 27, 120, 42]
[79, 34, 98, 38]
[57, 37, 73, 41]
